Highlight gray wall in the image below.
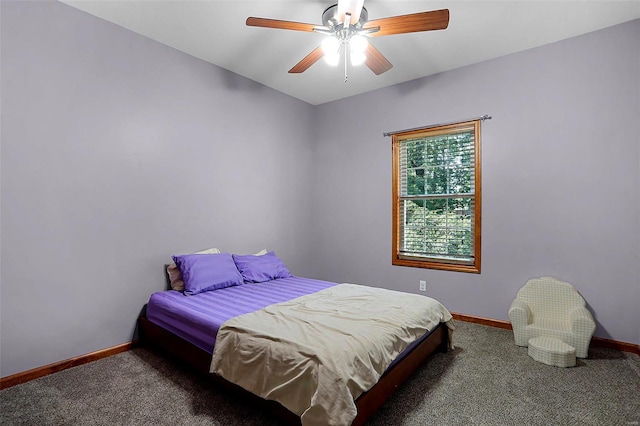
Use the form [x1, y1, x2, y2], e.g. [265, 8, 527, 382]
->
[0, 1, 315, 377]
[310, 19, 640, 346]
[1, 1, 638, 378]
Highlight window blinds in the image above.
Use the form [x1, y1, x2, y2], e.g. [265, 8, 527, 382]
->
[397, 122, 477, 265]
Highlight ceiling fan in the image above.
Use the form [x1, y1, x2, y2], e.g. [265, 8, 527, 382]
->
[246, 0, 450, 80]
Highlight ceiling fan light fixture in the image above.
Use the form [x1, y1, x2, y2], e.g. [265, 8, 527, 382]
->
[350, 34, 368, 53]
[324, 53, 340, 66]
[321, 36, 340, 55]
[350, 50, 366, 66]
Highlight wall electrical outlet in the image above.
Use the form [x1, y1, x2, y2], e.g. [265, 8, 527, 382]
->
[419, 280, 427, 292]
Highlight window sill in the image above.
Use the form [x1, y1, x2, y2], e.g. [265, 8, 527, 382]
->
[392, 257, 480, 273]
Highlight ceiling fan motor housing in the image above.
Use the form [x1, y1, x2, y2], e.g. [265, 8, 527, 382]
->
[322, 4, 368, 28]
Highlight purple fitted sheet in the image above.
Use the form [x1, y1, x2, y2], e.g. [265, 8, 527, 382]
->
[146, 276, 337, 353]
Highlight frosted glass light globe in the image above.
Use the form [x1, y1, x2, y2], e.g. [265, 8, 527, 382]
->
[324, 53, 340, 66]
[350, 35, 368, 53]
[321, 37, 340, 55]
[350, 51, 366, 66]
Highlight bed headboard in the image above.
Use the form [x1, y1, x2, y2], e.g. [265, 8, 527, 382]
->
[163, 264, 171, 290]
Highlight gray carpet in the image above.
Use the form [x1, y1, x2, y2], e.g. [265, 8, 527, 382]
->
[2, 322, 639, 425]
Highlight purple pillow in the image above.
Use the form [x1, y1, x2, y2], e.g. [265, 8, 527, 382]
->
[232, 251, 292, 283]
[172, 253, 243, 296]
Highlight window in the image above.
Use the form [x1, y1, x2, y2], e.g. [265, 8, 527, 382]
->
[392, 119, 481, 273]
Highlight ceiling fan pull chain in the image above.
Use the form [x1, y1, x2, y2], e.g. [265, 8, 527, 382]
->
[344, 41, 348, 83]
[343, 11, 352, 83]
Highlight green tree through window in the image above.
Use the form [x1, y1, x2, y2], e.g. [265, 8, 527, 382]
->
[392, 120, 481, 273]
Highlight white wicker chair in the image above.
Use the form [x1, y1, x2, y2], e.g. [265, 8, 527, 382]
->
[508, 276, 596, 358]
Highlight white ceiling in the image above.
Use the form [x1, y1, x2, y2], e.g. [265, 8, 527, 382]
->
[61, 1, 640, 105]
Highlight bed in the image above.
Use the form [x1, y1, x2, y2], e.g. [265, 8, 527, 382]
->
[138, 251, 453, 425]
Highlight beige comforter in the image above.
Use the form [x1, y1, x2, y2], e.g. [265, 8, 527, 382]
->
[210, 283, 453, 426]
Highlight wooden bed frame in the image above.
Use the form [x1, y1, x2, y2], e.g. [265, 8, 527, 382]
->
[138, 308, 448, 426]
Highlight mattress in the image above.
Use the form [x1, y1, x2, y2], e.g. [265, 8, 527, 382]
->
[146, 276, 336, 352]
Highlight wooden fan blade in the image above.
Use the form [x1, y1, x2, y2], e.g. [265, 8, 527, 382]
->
[289, 47, 324, 73]
[363, 9, 449, 37]
[337, 0, 365, 25]
[246, 17, 317, 32]
[365, 43, 393, 75]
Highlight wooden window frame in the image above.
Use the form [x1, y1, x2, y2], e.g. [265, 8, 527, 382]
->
[392, 120, 482, 273]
